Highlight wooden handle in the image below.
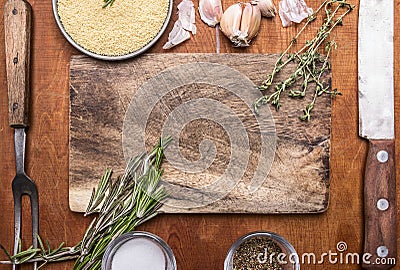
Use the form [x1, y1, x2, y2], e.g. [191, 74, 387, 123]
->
[362, 140, 397, 269]
[4, 0, 32, 128]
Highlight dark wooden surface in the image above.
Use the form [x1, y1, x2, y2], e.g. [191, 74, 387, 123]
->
[69, 53, 330, 214]
[0, 0, 399, 269]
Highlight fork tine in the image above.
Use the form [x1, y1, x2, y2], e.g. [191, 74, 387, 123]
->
[30, 188, 39, 270]
[11, 184, 39, 270]
[12, 191, 22, 270]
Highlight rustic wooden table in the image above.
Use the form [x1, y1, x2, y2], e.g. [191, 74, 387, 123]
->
[0, 0, 399, 269]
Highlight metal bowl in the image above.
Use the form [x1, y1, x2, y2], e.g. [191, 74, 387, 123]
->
[224, 231, 300, 270]
[52, 0, 173, 61]
[101, 231, 177, 270]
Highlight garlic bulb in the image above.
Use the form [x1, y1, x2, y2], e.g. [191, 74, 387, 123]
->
[220, 3, 261, 47]
[278, 0, 313, 27]
[251, 0, 276, 18]
[198, 0, 223, 27]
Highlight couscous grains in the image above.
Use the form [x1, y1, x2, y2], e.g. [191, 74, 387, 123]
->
[57, 0, 170, 56]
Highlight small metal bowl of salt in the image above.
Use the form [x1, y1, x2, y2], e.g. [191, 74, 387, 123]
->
[102, 231, 176, 270]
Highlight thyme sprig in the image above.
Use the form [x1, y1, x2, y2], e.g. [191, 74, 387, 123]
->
[254, 0, 354, 121]
[0, 137, 171, 269]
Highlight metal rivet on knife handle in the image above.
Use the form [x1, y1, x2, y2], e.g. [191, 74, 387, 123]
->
[376, 150, 389, 163]
[377, 246, 389, 258]
[377, 198, 389, 211]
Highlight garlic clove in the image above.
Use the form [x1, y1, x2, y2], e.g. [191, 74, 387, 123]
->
[249, 4, 262, 39]
[241, 3, 261, 40]
[239, 3, 253, 39]
[199, 0, 223, 27]
[235, 3, 261, 47]
[220, 3, 243, 40]
[251, 0, 277, 18]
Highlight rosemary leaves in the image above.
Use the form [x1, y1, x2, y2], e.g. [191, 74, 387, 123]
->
[74, 137, 171, 269]
[254, 0, 355, 121]
[0, 137, 171, 269]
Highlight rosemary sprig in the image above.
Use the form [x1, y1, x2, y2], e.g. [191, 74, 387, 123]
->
[0, 235, 81, 269]
[0, 137, 171, 269]
[254, 0, 354, 121]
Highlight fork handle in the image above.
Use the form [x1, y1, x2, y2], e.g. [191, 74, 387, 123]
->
[4, 0, 32, 128]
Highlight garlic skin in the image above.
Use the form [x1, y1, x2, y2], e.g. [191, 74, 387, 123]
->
[178, 0, 197, 34]
[163, 0, 196, 49]
[199, 0, 223, 27]
[251, 0, 276, 18]
[278, 0, 313, 27]
[163, 20, 191, 49]
[220, 3, 261, 47]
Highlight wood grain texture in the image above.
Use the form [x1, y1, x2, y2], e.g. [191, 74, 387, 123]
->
[362, 140, 396, 269]
[69, 53, 331, 214]
[0, 0, 399, 269]
[4, 0, 31, 127]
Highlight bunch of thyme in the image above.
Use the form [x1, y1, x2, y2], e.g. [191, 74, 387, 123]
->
[0, 137, 171, 269]
[254, 0, 355, 121]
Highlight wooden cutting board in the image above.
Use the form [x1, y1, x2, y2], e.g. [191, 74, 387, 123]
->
[69, 53, 331, 214]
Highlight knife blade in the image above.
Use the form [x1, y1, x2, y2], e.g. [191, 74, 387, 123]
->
[358, 0, 397, 269]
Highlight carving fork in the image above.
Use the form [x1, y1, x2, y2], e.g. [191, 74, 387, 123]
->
[4, 0, 39, 269]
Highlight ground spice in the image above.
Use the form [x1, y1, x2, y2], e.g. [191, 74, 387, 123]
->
[57, 0, 170, 56]
[233, 237, 283, 270]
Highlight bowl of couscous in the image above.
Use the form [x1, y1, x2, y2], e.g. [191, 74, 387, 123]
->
[52, 0, 173, 60]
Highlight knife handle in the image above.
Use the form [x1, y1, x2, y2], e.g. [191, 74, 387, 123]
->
[4, 0, 32, 128]
[362, 140, 397, 269]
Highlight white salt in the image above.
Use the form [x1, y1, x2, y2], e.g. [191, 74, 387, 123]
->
[111, 238, 166, 270]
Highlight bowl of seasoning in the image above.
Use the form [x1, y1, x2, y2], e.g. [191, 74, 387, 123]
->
[102, 231, 176, 270]
[52, 0, 173, 60]
[224, 231, 300, 270]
